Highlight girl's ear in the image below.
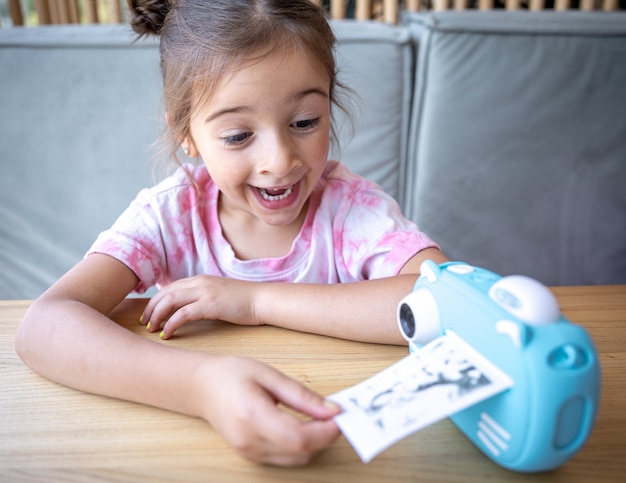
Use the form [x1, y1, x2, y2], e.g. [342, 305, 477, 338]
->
[181, 136, 199, 158]
[165, 112, 199, 158]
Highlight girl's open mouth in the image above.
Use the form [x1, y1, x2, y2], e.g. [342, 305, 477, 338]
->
[253, 182, 300, 209]
[258, 186, 294, 201]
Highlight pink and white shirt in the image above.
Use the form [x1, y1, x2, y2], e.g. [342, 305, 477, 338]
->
[88, 161, 438, 294]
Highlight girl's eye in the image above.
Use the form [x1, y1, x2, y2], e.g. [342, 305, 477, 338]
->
[291, 118, 320, 131]
[222, 132, 251, 146]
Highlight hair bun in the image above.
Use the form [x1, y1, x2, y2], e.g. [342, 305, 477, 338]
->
[128, 0, 171, 36]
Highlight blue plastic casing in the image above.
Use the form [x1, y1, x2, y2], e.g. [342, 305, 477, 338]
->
[396, 261, 600, 473]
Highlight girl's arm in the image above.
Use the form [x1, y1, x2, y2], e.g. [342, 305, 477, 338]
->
[15, 254, 340, 466]
[144, 247, 448, 344]
[258, 248, 447, 344]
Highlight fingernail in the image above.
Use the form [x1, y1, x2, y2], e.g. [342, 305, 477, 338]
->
[159, 331, 165, 339]
[324, 400, 341, 412]
[139, 314, 143, 324]
[146, 322, 151, 330]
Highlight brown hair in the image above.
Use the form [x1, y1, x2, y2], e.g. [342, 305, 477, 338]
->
[127, 0, 351, 166]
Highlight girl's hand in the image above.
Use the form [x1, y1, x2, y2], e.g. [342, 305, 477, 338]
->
[142, 276, 259, 339]
[197, 355, 342, 465]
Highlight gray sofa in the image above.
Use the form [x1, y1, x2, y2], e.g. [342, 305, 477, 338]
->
[1, 11, 625, 300]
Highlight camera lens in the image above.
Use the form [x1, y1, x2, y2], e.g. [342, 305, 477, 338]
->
[399, 303, 415, 339]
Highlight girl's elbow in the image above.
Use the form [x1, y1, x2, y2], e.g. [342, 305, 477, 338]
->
[14, 299, 48, 367]
[15, 309, 35, 364]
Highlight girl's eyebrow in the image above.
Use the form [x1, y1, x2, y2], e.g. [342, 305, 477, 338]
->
[205, 106, 250, 124]
[294, 87, 329, 102]
[205, 88, 329, 124]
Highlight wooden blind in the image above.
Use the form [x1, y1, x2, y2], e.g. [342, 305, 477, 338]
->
[7, 0, 624, 27]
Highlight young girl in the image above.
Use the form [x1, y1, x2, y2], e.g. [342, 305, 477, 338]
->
[15, 0, 447, 467]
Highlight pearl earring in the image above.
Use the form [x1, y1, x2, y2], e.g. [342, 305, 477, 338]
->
[182, 145, 189, 156]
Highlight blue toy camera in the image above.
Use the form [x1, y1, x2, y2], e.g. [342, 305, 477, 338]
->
[396, 260, 600, 473]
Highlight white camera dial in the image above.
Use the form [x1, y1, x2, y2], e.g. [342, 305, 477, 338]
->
[488, 275, 560, 325]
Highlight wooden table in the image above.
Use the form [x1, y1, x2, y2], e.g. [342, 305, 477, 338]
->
[1, 286, 625, 482]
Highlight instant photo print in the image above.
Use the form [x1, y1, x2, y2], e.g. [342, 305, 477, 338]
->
[397, 261, 600, 472]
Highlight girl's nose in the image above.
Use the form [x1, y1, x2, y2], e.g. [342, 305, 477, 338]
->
[257, 132, 301, 177]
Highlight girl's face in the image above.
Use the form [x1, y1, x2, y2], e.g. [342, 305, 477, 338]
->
[186, 46, 331, 232]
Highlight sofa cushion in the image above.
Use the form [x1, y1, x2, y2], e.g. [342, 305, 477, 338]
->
[0, 25, 162, 299]
[0, 20, 413, 299]
[404, 11, 626, 285]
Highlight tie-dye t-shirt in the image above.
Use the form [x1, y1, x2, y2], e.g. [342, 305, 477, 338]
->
[87, 161, 438, 294]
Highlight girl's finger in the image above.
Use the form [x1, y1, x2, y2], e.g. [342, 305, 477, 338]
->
[143, 286, 203, 331]
[251, 394, 340, 463]
[141, 277, 203, 325]
[159, 302, 210, 339]
[263, 370, 342, 420]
